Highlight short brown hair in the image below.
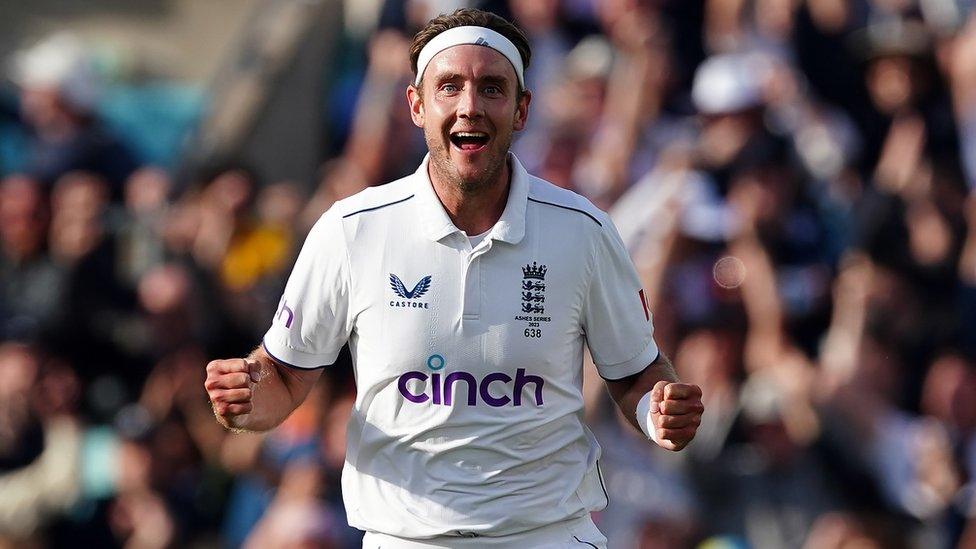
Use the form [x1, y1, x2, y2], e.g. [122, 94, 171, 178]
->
[409, 8, 531, 91]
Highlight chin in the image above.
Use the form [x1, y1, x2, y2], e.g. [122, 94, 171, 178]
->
[452, 160, 486, 179]
[455, 173, 489, 192]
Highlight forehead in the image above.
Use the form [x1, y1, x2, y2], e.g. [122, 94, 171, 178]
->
[423, 44, 518, 85]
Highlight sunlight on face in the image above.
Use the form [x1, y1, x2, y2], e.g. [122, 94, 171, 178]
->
[409, 44, 530, 194]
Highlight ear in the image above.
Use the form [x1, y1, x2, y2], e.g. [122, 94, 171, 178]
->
[407, 85, 424, 128]
[513, 89, 532, 132]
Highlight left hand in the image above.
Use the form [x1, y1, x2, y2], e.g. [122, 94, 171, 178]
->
[648, 381, 704, 451]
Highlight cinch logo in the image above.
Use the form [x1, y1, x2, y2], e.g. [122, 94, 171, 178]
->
[397, 355, 545, 407]
[277, 300, 295, 328]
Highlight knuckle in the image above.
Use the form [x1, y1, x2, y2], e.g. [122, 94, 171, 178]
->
[228, 403, 250, 416]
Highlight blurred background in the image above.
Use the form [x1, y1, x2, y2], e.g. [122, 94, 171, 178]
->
[2, 0, 976, 547]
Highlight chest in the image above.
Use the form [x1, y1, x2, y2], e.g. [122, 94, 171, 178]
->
[349, 233, 590, 377]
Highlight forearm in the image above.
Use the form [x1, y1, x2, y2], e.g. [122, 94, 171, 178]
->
[0, 417, 81, 536]
[731, 234, 785, 372]
[215, 346, 321, 432]
[605, 353, 679, 433]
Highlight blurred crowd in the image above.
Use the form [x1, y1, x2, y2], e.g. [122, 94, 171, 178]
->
[2, 0, 976, 547]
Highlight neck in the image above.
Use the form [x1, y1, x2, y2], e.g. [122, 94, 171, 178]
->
[428, 159, 511, 235]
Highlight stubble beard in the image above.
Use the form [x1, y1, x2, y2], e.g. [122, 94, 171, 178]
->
[426, 130, 512, 196]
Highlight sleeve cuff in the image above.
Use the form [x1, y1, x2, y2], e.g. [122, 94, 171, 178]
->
[595, 338, 659, 381]
[262, 339, 338, 370]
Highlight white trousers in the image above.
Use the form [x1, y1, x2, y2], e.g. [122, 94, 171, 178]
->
[361, 514, 608, 548]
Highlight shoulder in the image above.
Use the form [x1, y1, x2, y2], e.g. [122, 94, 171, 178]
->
[525, 176, 608, 230]
[302, 176, 416, 251]
[329, 176, 416, 221]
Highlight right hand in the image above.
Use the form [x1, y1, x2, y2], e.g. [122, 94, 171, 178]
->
[205, 358, 260, 426]
[648, 380, 704, 452]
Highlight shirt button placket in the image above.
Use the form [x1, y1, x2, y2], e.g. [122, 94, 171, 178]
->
[461, 238, 488, 322]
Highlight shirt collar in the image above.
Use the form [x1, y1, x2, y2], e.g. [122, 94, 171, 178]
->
[413, 152, 529, 245]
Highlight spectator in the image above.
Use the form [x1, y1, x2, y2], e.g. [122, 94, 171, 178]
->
[8, 33, 139, 197]
[0, 174, 64, 340]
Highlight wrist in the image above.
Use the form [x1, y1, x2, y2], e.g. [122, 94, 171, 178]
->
[636, 391, 660, 444]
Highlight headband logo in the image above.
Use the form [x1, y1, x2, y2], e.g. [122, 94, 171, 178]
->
[475, 37, 490, 47]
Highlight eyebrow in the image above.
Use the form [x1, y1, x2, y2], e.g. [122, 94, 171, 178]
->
[433, 72, 512, 87]
[480, 75, 510, 87]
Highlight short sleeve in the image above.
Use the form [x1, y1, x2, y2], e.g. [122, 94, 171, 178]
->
[582, 216, 659, 380]
[263, 208, 353, 369]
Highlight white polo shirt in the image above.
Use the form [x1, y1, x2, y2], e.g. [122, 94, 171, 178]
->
[263, 153, 659, 538]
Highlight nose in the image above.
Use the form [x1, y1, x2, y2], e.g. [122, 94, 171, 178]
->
[457, 86, 483, 119]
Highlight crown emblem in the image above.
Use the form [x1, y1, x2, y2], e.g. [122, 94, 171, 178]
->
[522, 262, 548, 280]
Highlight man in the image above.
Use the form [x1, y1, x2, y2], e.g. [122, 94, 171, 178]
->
[9, 33, 139, 197]
[205, 9, 703, 548]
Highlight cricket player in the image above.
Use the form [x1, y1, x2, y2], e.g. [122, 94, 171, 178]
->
[205, 8, 703, 548]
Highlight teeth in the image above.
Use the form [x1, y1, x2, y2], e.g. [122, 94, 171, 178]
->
[454, 132, 488, 138]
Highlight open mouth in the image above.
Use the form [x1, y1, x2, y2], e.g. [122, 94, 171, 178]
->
[449, 131, 490, 151]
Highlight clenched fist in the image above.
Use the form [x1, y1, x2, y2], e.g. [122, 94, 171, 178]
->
[648, 381, 704, 451]
[205, 358, 260, 426]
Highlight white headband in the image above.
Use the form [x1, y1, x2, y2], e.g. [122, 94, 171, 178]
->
[414, 26, 525, 89]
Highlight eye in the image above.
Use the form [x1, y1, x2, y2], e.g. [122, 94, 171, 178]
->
[483, 85, 501, 95]
[441, 83, 459, 93]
